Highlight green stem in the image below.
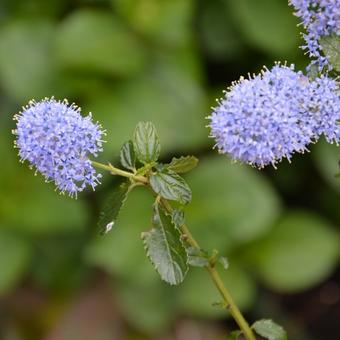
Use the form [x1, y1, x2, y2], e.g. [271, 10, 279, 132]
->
[92, 161, 148, 184]
[160, 199, 256, 340]
[93, 162, 256, 339]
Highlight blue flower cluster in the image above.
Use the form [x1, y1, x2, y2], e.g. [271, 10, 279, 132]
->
[290, 0, 340, 70]
[309, 75, 340, 142]
[209, 64, 339, 168]
[14, 98, 104, 197]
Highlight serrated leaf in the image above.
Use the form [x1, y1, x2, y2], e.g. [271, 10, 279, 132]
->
[133, 121, 161, 164]
[166, 156, 198, 174]
[150, 170, 192, 204]
[98, 180, 131, 234]
[142, 204, 188, 285]
[320, 34, 340, 72]
[252, 319, 287, 340]
[120, 140, 136, 171]
[187, 247, 209, 268]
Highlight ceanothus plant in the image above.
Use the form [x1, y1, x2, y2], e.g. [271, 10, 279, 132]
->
[12, 1, 339, 340]
[209, 63, 339, 168]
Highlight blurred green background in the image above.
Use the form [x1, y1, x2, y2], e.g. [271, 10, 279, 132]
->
[0, 0, 339, 339]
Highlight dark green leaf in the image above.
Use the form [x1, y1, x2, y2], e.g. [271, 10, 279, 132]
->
[120, 140, 136, 171]
[0, 230, 33, 294]
[249, 212, 340, 292]
[117, 279, 177, 334]
[133, 121, 161, 164]
[252, 319, 287, 340]
[187, 247, 209, 268]
[166, 156, 198, 174]
[178, 266, 256, 317]
[150, 170, 191, 204]
[320, 34, 340, 72]
[0, 20, 57, 101]
[313, 140, 340, 193]
[185, 156, 281, 251]
[98, 180, 131, 234]
[111, 0, 193, 47]
[55, 9, 146, 76]
[141, 204, 188, 285]
[228, 0, 300, 57]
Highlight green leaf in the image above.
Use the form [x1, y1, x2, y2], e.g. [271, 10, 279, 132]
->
[178, 265, 256, 317]
[141, 204, 188, 285]
[120, 140, 136, 171]
[133, 121, 161, 164]
[186, 156, 281, 251]
[313, 139, 340, 193]
[187, 247, 209, 268]
[249, 212, 340, 292]
[0, 230, 33, 295]
[166, 155, 199, 174]
[111, 0, 193, 47]
[320, 34, 340, 72]
[150, 170, 192, 204]
[252, 319, 287, 340]
[228, 0, 300, 57]
[0, 19, 57, 101]
[117, 279, 177, 334]
[98, 180, 131, 234]
[55, 9, 146, 76]
[199, 1, 244, 61]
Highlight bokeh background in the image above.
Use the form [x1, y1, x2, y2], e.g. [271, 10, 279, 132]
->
[0, 0, 339, 339]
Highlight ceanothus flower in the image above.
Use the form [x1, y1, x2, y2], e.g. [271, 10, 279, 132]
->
[14, 98, 104, 197]
[208, 64, 339, 168]
[290, 0, 340, 70]
[309, 75, 340, 143]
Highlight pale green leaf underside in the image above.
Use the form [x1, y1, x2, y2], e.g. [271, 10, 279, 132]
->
[252, 319, 287, 340]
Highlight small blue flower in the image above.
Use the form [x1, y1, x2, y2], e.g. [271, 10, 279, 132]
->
[14, 98, 104, 197]
[309, 75, 340, 143]
[290, 0, 340, 70]
[208, 64, 338, 168]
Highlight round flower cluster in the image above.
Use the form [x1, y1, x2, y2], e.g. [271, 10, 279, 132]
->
[209, 64, 339, 168]
[290, 0, 340, 70]
[14, 98, 104, 197]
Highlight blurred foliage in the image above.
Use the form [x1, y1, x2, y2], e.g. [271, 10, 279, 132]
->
[0, 0, 338, 339]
